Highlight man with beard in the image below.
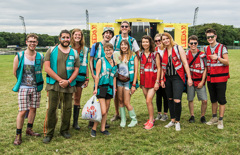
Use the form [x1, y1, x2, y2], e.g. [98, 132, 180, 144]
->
[43, 30, 80, 143]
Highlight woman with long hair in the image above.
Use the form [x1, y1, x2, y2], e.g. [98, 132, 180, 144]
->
[139, 35, 161, 130]
[114, 40, 139, 128]
[70, 28, 89, 130]
[160, 32, 193, 131]
[154, 33, 168, 121]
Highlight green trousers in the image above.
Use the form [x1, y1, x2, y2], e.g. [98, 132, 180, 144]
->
[46, 90, 72, 137]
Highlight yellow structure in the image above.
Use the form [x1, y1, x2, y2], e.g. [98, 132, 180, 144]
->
[90, 18, 190, 49]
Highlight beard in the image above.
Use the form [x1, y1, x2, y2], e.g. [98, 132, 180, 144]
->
[60, 41, 70, 47]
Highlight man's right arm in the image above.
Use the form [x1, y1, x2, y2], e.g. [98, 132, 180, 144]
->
[89, 43, 96, 80]
[44, 49, 62, 82]
[13, 55, 19, 78]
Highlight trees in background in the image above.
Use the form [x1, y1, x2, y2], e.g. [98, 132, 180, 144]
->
[189, 23, 240, 45]
[0, 29, 90, 48]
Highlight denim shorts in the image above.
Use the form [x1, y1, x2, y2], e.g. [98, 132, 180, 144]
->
[117, 80, 130, 90]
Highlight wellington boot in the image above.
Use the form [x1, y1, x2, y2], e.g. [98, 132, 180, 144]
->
[128, 109, 138, 127]
[120, 107, 126, 127]
[73, 105, 80, 130]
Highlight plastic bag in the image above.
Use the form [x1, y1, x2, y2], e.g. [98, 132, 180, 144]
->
[82, 95, 102, 122]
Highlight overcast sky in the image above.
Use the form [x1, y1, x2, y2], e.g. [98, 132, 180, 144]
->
[0, 0, 239, 36]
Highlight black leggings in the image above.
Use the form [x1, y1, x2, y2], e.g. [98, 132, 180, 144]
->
[165, 75, 184, 121]
[156, 87, 168, 113]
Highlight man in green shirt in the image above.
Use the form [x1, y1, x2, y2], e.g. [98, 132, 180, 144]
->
[43, 30, 80, 143]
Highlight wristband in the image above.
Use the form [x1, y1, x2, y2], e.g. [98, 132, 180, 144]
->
[85, 77, 89, 79]
[68, 79, 72, 83]
[67, 80, 71, 88]
[132, 84, 136, 87]
[217, 57, 220, 61]
[85, 78, 89, 81]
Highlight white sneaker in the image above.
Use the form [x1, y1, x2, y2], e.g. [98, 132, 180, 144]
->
[155, 114, 162, 120]
[175, 122, 181, 131]
[164, 121, 175, 128]
[217, 120, 224, 129]
[206, 117, 218, 125]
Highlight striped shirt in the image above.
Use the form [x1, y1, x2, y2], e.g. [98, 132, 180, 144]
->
[166, 55, 177, 76]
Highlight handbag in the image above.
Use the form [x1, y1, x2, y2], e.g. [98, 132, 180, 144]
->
[82, 95, 102, 122]
[117, 64, 130, 82]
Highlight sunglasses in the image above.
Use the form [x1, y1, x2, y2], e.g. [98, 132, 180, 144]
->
[121, 25, 129, 28]
[189, 42, 197, 45]
[155, 39, 161, 42]
[207, 35, 215, 39]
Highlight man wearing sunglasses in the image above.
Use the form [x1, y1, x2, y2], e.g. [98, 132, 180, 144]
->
[109, 21, 140, 122]
[204, 29, 229, 129]
[186, 35, 208, 124]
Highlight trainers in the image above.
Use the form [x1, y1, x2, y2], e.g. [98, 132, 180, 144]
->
[164, 121, 175, 128]
[189, 116, 195, 123]
[144, 121, 154, 130]
[217, 120, 224, 129]
[155, 114, 162, 120]
[206, 117, 218, 125]
[100, 130, 111, 136]
[144, 120, 155, 126]
[43, 136, 52, 144]
[200, 116, 207, 123]
[160, 114, 168, 121]
[90, 129, 96, 137]
[175, 122, 181, 131]
[110, 115, 121, 122]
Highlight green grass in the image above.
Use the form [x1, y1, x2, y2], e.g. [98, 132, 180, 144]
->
[0, 50, 240, 154]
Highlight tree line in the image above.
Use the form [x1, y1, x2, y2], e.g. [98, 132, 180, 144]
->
[0, 23, 239, 48]
[0, 29, 90, 48]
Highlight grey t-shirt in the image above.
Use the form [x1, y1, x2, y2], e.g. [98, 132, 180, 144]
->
[210, 42, 228, 55]
[44, 48, 80, 93]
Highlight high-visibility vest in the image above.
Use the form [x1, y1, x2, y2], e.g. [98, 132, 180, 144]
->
[97, 57, 117, 96]
[205, 43, 229, 83]
[113, 35, 135, 51]
[186, 50, 206, 87]
[162, 45, 185, 83]
[46, 45, 78, 87]
[76, 46, 89, 82]
[12, 51, 44, 92]
[139, 51, 158, 88]
[93, 42, 104, 75]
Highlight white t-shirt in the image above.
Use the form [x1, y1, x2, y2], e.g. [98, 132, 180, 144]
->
[110, 35, 140, 52]
[157, 47, 164, 58]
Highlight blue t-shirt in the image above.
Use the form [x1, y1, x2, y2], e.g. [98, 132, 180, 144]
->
[90, 43, 97, 57]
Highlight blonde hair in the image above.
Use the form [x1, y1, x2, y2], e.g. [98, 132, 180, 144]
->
[154, 33, 164, 50]
[70, 28, 85, 51]
[161, 32, 176, 48]
[120, 40, 133, 62]
[26, 33, 38, 41]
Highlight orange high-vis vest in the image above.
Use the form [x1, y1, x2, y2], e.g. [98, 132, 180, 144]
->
[205, 43, 229, 83]
[162, 45, 185, 83]
[186, 50, 206, 87]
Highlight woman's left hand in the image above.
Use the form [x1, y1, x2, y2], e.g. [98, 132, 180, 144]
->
[83, 80, 89, 88]
[154, 83, 160, 91]
[187, 78, 193, 87]
[131, 86, 136, 95]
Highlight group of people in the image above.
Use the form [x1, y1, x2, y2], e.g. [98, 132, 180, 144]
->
[12, 20, 229, 145]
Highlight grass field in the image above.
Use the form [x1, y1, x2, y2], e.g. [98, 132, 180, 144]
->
[0, 50, 240, 154]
